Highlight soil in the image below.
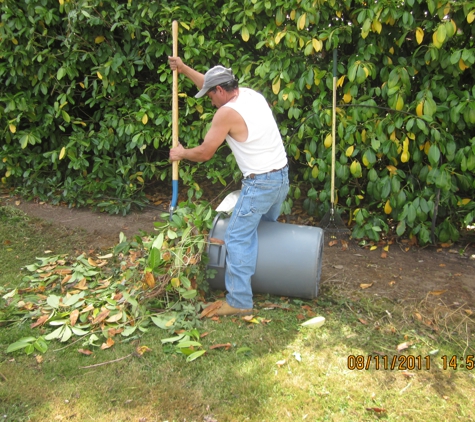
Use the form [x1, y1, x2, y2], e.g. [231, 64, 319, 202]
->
[1, 185, 474, 314]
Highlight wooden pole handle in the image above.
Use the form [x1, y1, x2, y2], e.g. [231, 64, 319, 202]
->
[331, 49, 337, 205]
[172, 20, 179, 180]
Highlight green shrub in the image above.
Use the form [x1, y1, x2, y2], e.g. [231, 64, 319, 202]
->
[1, 0, 474, 242]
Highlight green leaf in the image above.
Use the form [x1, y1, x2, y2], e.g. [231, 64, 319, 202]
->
[181, 289, 197, 300]
[151, 313, 178, 330]
[121, 326, 137, 337]
[161, 334, 187, 344]
[151, 233, 164, 250]
[61, 110, 71, 123]
[71, 326, 89, 336]
[6, 337, 36, 353]
[19, 134, 29, 149]
[186, 350, 206, 362]
[148, 247, 161, 270]
[428, 144, 441, 166]
[57, 67, 66, 80]
[396, 220, 406, 236]
[45, 325, 64, 341]
[33, 337, 48, 353]
[46, 295, 60, 309]
[176, 340, 202, 349]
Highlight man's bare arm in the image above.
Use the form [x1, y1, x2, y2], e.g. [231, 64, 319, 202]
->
[168, 56, 204, 89]
[169, 107, 237, 162]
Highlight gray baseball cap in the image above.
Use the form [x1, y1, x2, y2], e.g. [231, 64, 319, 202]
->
[195, 65, 235, 98]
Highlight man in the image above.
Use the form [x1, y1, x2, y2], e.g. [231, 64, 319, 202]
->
[168, 56, 289, 316]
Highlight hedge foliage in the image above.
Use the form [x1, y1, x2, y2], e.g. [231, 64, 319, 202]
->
[1, 0, 475, 243]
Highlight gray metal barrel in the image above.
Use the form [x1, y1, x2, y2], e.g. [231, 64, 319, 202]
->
[206, 214, 324, 299]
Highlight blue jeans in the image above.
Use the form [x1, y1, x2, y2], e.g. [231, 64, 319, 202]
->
[224, 165, 289, 309]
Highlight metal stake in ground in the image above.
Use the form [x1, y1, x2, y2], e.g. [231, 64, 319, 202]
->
[319, 49, 351, 242]
[169, 20, 179, 220]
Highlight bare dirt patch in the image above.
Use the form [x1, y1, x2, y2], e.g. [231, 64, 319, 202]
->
[1, 186, 474, 314]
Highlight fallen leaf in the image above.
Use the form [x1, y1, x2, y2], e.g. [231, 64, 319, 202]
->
[389, 280, 396, 286]
[276, 359, 286, 367]
[296, 313, 305, 320]
[108, 327, 123, 336]
[464, 309, 473, 316]
[370, 245, 378, 251]
[165, 317, 176, 327]
[106, 311, 123, 323]
[429, 290, 447, 296]
[241, 315, 257, 323]
[200, 301, 223, 319]
[439, 263, 446, 267]
[97, 253, 113, 259]
[402, 371, 415, 378]
[209, 237, 225, 245]
[30, 314, 49, 328]
[396, 341, 412, 352]
[100, 337, 115, 350]
[92, 308, 110, 324]
[413, 312, 422, 321]
[144, 272, 155, 289]
[360, 283, 373, 289]
[88, 257, 98, 267]
[440, 243, 451, 248]
[80, 304, 94, 314]
[260, 303, 290, 310]
[328, 240, 338, 247]
[78, 349, 93, 355]
[35, 355, 43, 364]
[70, 309, 79, 326]
[366, 407, 386, 413]
[136, 346, 152, 355]
[380, 251, 388, 259]
[210, 343, 232, 350]
[341, 240, 349, 251]
[301, 305, 313, 311]
[54, 269, 72, 275]
[61, 274, 72, 285]
[95, 260, 108, 268]
[76, 278, 88, 290]
[358, 318, 368, 325]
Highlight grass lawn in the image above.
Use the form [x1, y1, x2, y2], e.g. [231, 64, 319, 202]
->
[0, 205, 474, 422]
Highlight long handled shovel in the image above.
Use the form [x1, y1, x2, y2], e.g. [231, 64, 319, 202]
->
[320, 49, 350, 241]
[169, 20, 179, 220]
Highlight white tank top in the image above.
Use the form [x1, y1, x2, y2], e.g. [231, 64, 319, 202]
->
[223, 88, 287, 177]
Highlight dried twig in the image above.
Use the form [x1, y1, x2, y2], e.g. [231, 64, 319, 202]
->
[79, 353, 132, 369]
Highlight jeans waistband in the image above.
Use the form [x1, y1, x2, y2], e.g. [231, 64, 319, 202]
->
[245, 164, 288, 179]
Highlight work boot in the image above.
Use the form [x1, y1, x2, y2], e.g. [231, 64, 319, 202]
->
[215, 301, 253, 316]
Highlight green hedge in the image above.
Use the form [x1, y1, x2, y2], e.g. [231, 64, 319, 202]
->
[1, 0, 474, 242]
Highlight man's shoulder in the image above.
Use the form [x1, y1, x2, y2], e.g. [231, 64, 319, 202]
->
[214, 103, 242, 123]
